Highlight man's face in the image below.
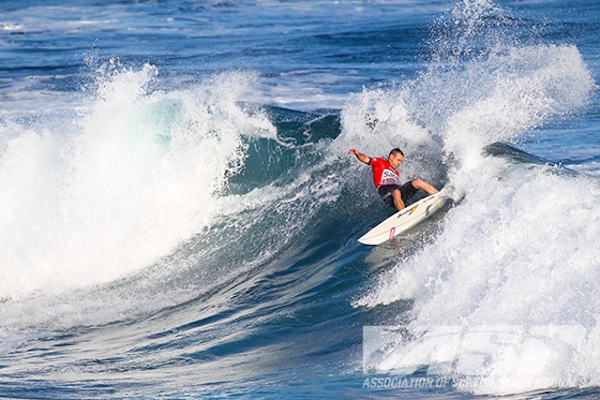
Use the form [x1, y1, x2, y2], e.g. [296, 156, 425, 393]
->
[388, 152, 404, 169]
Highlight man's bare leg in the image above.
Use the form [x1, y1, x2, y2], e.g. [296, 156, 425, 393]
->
[392, 189, 405, 211]
[412, 178, 439, 196]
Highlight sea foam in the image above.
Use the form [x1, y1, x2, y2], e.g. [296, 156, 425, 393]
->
[349, 0, 598, 395]
[0, 63, 275, 300]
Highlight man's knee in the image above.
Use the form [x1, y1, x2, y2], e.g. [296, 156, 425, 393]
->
[412, 178, 424, 188]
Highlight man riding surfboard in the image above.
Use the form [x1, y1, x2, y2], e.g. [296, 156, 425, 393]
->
[349, 148, 439, 211]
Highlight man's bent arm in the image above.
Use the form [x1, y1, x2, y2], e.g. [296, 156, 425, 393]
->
[349, 148, 371, 165]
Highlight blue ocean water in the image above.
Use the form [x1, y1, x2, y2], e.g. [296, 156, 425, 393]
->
[1, 0, 599, 399]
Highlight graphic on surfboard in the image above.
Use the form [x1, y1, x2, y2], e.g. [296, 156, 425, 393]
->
[358, 191, 448, 246]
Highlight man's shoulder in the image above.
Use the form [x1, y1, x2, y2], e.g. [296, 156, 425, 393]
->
[370, 157, 388, 167]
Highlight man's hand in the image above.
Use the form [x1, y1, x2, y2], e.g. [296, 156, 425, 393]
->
[349, 148, 371, 164]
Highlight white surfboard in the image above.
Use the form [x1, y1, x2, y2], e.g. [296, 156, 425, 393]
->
[358, 191, 448, 246]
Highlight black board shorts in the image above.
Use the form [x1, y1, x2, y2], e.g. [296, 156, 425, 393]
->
[377, 180, 419, 208]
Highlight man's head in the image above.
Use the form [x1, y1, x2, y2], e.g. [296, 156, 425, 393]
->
[387, 148, 405, 168]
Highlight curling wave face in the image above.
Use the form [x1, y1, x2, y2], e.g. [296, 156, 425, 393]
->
[0, 65, 277, 300]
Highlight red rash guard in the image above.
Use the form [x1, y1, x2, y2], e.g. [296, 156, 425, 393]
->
[369, 157, 400, 189]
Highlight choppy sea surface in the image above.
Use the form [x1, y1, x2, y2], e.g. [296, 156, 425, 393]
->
[1, 0, 599, 398]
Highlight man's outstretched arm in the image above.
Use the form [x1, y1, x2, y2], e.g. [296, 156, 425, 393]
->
[349, 148, 371, 165]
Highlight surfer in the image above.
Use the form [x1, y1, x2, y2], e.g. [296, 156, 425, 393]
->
[349, 148, 439, 211]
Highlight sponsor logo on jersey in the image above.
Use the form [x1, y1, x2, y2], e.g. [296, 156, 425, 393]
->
[380, 169, 399, 185]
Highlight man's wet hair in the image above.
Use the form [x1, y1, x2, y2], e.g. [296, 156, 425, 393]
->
[389, 148, 404, 158]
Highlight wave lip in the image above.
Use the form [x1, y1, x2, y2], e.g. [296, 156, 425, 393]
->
[0, 65, 276, 300]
